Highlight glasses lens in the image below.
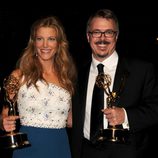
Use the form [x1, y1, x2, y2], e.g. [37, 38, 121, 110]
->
[105, 30, 116, 37]
[89, 30, 117, 38]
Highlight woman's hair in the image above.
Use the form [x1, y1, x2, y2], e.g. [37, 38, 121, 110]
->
[16, 16, 77, 95]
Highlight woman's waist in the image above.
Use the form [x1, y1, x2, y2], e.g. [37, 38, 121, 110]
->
[20, 119, 67, 129]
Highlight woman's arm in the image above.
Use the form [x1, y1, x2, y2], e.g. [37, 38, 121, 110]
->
[1, 106, 19, 132]
[67, 108, 72, 128]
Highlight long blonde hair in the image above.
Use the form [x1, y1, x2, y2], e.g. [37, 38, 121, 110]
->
[16, 16, 77, 95]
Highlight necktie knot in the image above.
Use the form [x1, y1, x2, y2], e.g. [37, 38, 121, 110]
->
[97, 64, 104, 74]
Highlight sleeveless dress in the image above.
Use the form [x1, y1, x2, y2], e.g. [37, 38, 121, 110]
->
[12, 80, 72, 158]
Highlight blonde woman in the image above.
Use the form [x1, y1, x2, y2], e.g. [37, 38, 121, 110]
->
[2, 16, 77, 158]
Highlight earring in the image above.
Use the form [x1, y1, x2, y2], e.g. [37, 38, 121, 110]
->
[35, 52, 38, 56]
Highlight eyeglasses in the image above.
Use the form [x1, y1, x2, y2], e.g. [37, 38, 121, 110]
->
[88, 30, 117, 38]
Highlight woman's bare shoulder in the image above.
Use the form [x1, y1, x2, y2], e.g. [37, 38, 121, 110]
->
[10, 69, 22, 79]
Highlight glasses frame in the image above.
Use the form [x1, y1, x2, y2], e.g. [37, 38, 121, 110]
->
[88, 30, 117, 38]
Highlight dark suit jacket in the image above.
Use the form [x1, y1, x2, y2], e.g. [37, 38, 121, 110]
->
[71, 56, 158, 158]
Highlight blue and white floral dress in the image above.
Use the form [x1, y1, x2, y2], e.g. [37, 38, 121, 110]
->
[12, 80, 71, 158]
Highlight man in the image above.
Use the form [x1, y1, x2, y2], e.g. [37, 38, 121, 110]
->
[71, 9, 158, 158]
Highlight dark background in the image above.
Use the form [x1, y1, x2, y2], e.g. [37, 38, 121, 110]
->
[0, 1, 158, 157]
[0, 2, 158, 78]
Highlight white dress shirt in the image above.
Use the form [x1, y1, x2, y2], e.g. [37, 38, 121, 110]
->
[83, 51, 129, 140]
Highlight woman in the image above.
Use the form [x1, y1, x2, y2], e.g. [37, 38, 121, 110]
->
[2, 16, 77, 158]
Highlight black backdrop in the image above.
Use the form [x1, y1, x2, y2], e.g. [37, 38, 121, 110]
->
[0, 2, 158, 157]
[0, 3, 158, 79]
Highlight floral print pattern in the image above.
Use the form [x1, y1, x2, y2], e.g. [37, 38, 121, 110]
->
[17, 81, 71, 128]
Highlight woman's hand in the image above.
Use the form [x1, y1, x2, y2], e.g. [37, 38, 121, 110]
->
[67, 110, 72, 128]
[2, 115, 19, 132]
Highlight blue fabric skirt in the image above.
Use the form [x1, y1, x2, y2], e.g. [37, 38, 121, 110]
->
[12, 126, 71, 158]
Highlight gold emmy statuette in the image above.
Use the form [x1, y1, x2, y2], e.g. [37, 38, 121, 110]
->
[96, 73, 128, 143]
[0, 75, 31, 149]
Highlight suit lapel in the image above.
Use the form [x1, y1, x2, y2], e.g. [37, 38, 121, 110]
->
[79, 62, 91, 125]
[113, 57, 129, 106]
